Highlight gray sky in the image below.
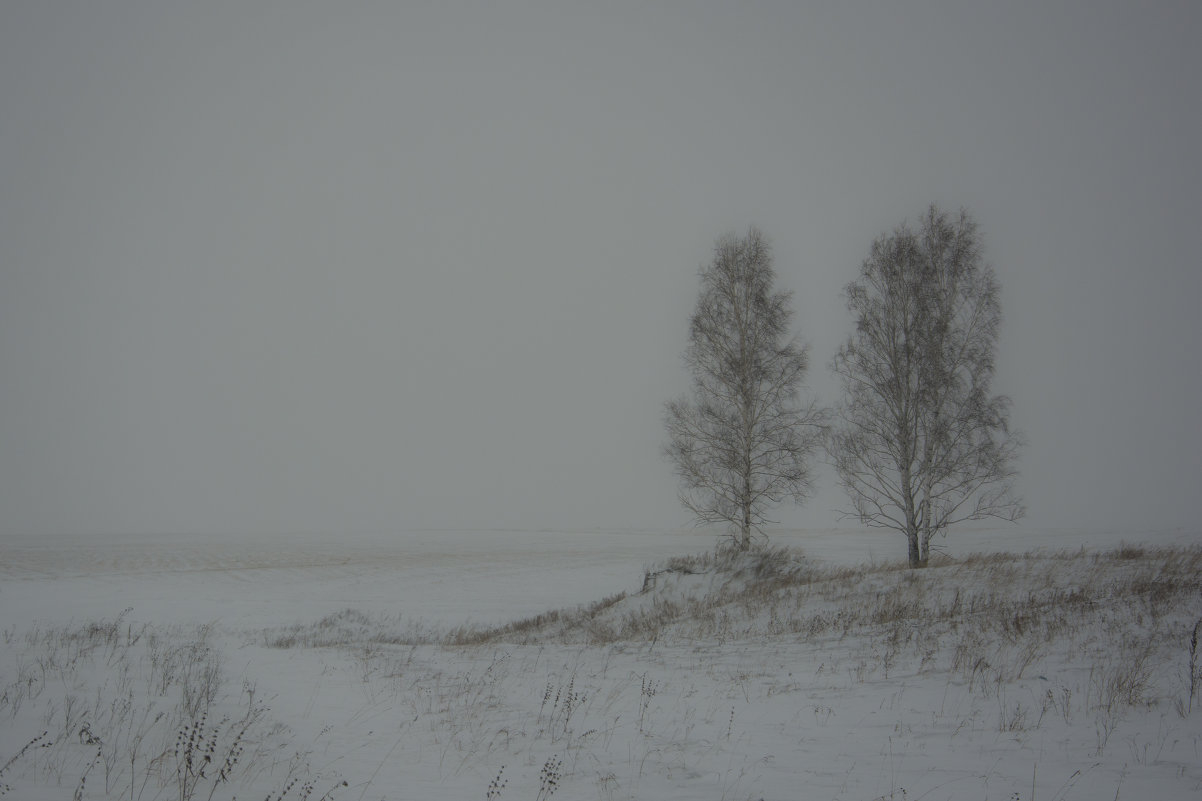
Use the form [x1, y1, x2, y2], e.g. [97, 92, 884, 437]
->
[2, 1, 1198, 538]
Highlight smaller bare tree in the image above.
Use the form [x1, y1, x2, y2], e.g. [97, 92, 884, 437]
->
[829, 206, 1023, 566]
[665, 227, 825, 550]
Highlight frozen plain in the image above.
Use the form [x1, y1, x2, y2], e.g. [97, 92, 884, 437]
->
[1, 525, 1200, 800]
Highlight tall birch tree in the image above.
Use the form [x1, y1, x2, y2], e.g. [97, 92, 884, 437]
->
[829, 206, 1023, 566]
[665, 227, 824, 550]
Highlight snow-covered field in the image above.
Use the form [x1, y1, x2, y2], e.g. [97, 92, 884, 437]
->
[1, 526, 1200, 800]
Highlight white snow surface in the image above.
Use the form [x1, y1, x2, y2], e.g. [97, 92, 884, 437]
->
[1, 526, 1199, 800]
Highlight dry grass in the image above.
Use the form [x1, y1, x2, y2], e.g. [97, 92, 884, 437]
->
[437, 543, 1201, 651]
[255, 544, 1202, 663]
[0, 615, 348, 800]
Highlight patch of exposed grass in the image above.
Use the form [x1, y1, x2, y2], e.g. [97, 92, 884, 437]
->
[258, 544, 1202, 658]
[0, 615, 351, 800]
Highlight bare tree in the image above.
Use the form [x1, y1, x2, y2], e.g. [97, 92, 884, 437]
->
[665, 227, 824, 550]
[829, 206, 1023, 567]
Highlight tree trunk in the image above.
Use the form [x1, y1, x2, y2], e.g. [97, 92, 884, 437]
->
[919, 482, 933, 564]
[906, 529, 923, 568]
[902, 471, 924, 567]
[740, 446, 753, 550]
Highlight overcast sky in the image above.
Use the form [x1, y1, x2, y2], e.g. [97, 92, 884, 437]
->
[1, 1, 1198, 538]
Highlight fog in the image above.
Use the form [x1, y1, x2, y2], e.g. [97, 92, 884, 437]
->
[1, 1, 1198, 538]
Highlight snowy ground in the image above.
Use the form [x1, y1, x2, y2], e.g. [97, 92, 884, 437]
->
[1, 526, 1200, 800]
